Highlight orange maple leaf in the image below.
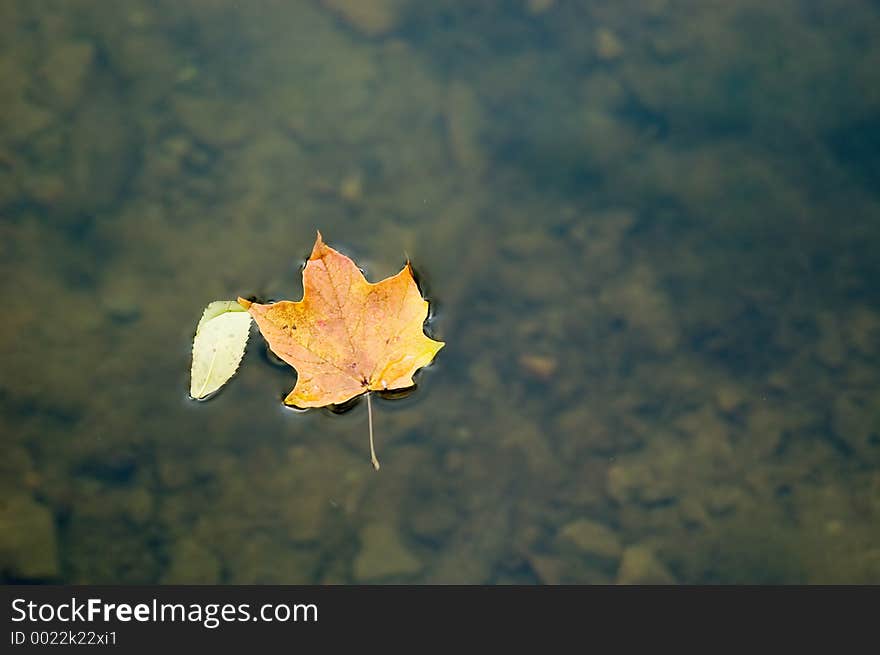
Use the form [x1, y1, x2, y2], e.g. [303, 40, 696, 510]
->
[238, 232, 444, 468]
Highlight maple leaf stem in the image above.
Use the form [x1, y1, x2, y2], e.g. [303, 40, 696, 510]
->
[367, 392, 380, 471]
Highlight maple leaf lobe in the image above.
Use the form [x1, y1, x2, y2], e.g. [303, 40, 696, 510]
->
[239, 233, 444, 408]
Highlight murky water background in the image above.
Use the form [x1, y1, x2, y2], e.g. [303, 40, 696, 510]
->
[2, 0, 879, 584]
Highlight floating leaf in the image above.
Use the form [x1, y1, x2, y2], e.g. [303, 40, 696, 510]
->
[189, 300, 252, 400]
[238, 231, 444, 468]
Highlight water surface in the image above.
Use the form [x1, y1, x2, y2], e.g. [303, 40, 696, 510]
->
[1, 0, 879, 583]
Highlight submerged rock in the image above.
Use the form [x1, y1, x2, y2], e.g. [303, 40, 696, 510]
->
[617, 545, 676, 584]
[849, 308, 880, 356]
[162, 538, 221, 584]
[0, 495, 60, 580]
[678, 495, 710, 528]
[557, 518, 622, 562]
[816, 313, 846, 367]
[607, 458, 678, 506]
[227, 536, 320, 585]
[354, 522, 422, 581]
[99, 272, 143, 323]
[595, 28, 624, 61]
[172, 94, 253, 147]
[320, 0, 404, 37]
[518, 353, 558, 381]
[715, 384, 745, 414]
[599, 264, 679, 354]
[832, 393, 879, 460]
[409, 502, 459, 541]
[526, 0, 556, 15]
[69, 85, 141, 214]
[445, 80, 487, 175]
[40, 40, 95, 111]
[527, 553, 564, 584]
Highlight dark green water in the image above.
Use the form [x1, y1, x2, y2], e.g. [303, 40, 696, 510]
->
[2, 0, 879, 584]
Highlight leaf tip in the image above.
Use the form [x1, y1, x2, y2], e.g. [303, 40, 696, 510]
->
[236, 296, 253, 310]
[309, 230, 327, 261]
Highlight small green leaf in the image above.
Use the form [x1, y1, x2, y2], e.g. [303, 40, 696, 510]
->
[190, 300, 252, 400]
[196, 300, 246, 331]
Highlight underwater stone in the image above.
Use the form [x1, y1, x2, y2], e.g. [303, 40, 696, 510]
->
[99, 275, 143, 323]
[705, 485, 745, 516]
[595, 28, 624, 61]
[320, 0, 403, 37]
[527, 553, 564, 584]
[557, 518, 622, 562]
[162, 538, 221, 584]
[518, 353, 558, 381]
[606, 463, 635, 504]
[20, 174, 65, 207]
[4, 102, 53, 145]
[715, 384, 744, 414]
[849, 308, 880, 356]
[445, 80, 487, 175]
[526, 0, 556, 15]
[354, 522, 422, 581]
[227, 537, 320, 584]
[109, 33, 182, 107]
[40, 40, 95, 111]
[339, 170, 364, 203]
[409, 503, 459, 541]
[0, 447, 35, 497]
[607, 458, 679, 506]
[0, 495, 60, 580]
[69, 86, 140, 214]
[744, 406, 786, 459]
[832, 393, 879, 460]
[617, 545, 676, 584]
[678, 496, 710, 528]
[816, 313, 846, 367]
[599, 264, 679, 353]
[0, 57, 48, 144]
[279, 492, 327, 544]
[172, 94, 253, 147]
